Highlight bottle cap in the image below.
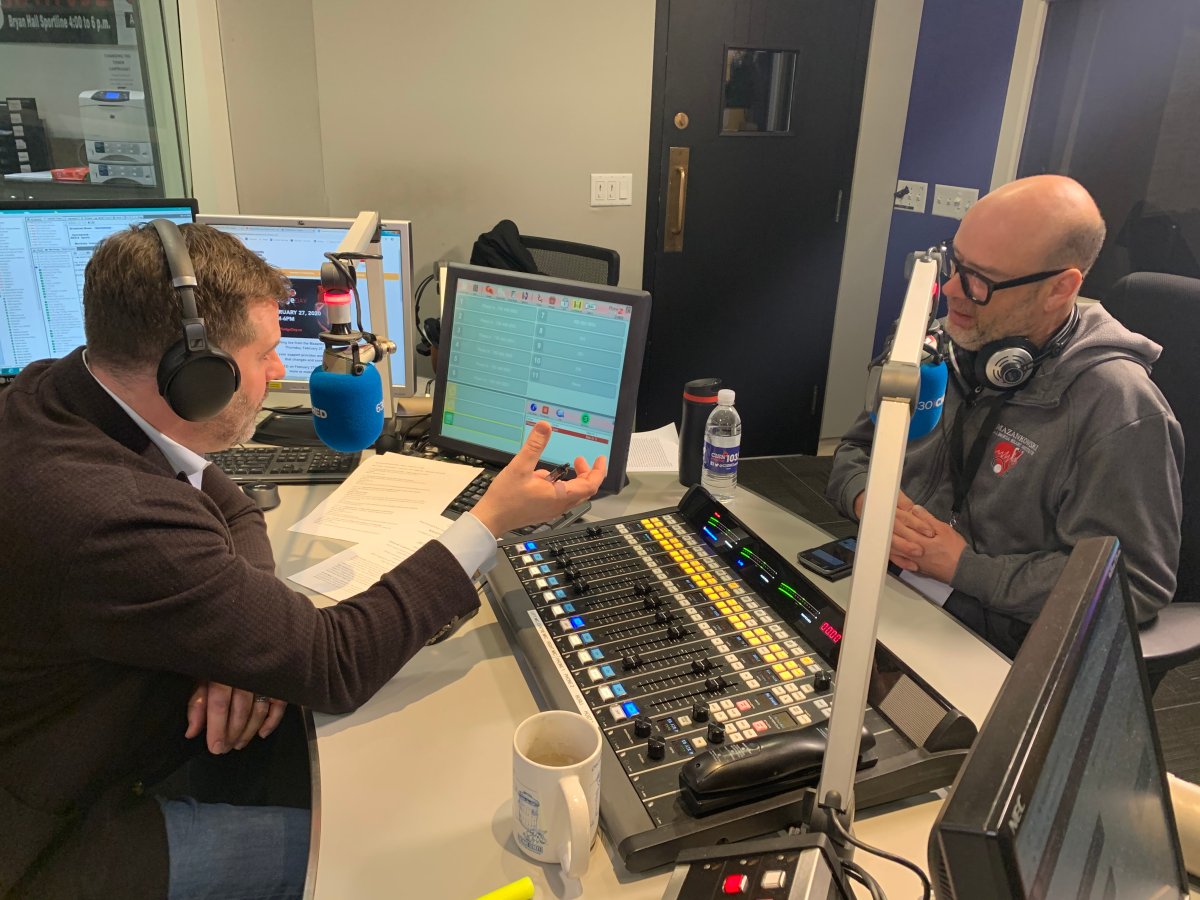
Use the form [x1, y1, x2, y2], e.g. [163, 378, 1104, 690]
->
[717, 389, 735, 405]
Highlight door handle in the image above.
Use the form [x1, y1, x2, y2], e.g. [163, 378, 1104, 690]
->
[665, 146, 690, 252]
[672, 167, 688, 235]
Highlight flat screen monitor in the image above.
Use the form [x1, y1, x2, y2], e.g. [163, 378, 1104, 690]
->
[0, 199, 197, 374]
[197, 215, 416, 400]
[929, 536, 1188, 899]
[430, 264, 651, 497]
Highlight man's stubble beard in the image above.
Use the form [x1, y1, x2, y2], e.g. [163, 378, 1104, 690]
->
[208, 389, 262, 449]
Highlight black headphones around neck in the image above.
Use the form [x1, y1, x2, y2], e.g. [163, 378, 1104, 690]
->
[150, 219, 240, 421]
[949, 304, 1081, 392]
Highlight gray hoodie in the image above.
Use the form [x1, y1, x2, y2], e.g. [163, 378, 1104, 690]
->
[827, 303, 1183, 623]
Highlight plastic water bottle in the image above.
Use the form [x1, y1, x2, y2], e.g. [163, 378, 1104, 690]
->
[701, 389, 741, 501]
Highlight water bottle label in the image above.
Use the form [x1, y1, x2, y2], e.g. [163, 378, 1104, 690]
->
[703, 440, 740, 475]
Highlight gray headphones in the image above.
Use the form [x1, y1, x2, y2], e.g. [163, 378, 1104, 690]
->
[950, 305, 1081, 391]
[149, 219, 240, 421]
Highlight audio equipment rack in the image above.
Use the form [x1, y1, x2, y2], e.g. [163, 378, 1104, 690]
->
[486, 486, 978, 872]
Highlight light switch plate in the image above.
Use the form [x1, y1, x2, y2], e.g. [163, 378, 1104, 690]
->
[590, 173, 633, 207]
[894, 179, 927, 213]
[932, 184, 979, 220]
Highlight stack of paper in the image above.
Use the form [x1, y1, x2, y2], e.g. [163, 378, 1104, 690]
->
[287, 454, 481, 601]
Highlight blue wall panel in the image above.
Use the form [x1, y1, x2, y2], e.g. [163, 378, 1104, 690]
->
[873, 0, 1025, 350]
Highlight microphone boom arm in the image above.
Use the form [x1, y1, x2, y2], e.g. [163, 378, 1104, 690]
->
[796, 250, 943, 894]
[318, 210, 396, 424]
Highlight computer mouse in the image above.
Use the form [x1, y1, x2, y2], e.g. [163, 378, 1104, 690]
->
[242, 482, 281, 512]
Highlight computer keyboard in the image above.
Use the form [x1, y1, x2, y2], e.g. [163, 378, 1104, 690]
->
[207, 446, 361, 484]
[442, 469, 591, 536]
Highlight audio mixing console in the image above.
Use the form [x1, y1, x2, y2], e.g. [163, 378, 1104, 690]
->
[486, 486, 979, 872]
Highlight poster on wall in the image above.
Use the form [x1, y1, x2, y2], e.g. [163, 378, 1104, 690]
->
[0, 0, 119, 45]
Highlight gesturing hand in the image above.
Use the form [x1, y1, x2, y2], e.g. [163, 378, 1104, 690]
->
[186, 681, 287, 754]
[471, 421, 607, 537]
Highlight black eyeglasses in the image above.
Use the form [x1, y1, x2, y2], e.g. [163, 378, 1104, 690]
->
[942, 241, 1068, 306]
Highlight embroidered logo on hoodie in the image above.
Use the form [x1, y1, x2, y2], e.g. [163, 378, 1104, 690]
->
[992, 440, 1024, 476]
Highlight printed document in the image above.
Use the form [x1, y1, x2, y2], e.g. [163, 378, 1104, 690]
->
[288, 453, 480, 543]
[289, 515, 452, 602]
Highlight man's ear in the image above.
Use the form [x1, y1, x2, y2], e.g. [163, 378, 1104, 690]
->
[1044, 267, 1083, 312]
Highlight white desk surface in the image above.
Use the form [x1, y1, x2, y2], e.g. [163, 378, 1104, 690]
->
[265, 471, 1012, 900]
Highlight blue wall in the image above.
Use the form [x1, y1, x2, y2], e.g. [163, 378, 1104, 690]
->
[873, 0, 1026, 350]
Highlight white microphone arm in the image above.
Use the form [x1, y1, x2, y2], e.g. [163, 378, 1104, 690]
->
[790, 248, 945, 900]
[319, 210, 396, 420]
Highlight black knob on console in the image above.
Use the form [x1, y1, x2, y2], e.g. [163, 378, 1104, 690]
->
[647, 737, 666, 761]
[814, 670, 833, 692]
[667, 624, 686, 640]
[634, 582, 648, 596]
[563, 567, 578, 581]
[692, 702, 710, 722]
[557, 553, 572, 567]
[587, 526, 603, 537]
[633, 715, 653, 738]
[573, 579, 590, 595]
[654, 610, 670, 625]
[707, 722, 725, 744]
[622, 653, 641, 671]
[704, 676, 722, 694]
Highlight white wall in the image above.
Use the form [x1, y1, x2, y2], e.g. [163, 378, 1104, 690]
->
[210, 0, 654, 296]
[215, 0, 327, 217]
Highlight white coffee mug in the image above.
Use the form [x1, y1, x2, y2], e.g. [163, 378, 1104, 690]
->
[512, 709, 602, 879]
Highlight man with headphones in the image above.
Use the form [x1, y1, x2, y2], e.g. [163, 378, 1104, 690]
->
[827, 175, 1183, 657]
[0, 222, 605, 898]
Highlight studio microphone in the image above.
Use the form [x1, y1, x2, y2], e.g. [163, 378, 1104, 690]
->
[309, 269, 396, 452]
[909, 343, 948, 440]
[866, 324, 949, 440]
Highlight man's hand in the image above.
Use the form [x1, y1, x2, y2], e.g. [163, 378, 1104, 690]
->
[901, 506, 967, 582]
[853, 489, 958, 577]
[186, 681, 287, 754]
[472, 421, 607, 537]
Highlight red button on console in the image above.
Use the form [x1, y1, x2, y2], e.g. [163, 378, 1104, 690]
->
[721, 873, 748, 894]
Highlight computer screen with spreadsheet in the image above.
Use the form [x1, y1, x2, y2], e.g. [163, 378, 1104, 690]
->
[430, 263, 651, 497]
[198, 215, 416, 399]
[0, 199, 197, 374]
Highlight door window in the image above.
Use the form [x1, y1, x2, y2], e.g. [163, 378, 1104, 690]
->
[721, 48, 797, 135]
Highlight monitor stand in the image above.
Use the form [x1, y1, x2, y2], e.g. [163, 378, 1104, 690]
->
[254, 411, 323, 447]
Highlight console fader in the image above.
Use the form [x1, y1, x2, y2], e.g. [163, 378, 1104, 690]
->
[486, 486, 978, 872]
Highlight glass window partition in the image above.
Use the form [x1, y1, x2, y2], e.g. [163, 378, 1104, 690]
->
[0, 0, 188, 202]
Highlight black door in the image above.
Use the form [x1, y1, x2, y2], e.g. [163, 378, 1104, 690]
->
[639, 0, 874, 456]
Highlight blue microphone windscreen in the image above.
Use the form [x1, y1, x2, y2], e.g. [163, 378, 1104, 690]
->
[309, 363, 385, 452]
[909, 360, 948, 440]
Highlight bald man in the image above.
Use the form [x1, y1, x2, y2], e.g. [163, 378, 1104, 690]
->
[827, 176, 1183, 657]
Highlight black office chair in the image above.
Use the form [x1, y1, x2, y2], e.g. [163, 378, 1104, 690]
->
[519, 234, 620, 286]
[1103, 272, 1200, 685]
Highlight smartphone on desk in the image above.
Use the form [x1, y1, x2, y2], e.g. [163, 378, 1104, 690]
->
[795, 536, 858, 580]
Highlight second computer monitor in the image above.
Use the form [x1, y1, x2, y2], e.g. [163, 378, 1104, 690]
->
[431, 264, 651, 497]
[197, 215, 416, 399]
[928, 536, 1187, 899]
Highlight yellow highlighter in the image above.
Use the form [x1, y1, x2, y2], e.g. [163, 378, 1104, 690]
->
[474, 876, 535, 900]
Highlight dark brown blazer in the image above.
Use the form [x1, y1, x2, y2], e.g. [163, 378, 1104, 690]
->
[0, 350, 480, 897]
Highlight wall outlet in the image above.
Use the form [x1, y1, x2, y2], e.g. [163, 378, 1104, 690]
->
[590, 173, 632, 207]
[932, 184, 979, 220]
[893, 179, 927, 213]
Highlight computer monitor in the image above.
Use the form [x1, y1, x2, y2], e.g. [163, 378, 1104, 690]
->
[197, 215, 416, 400]
[430, 263, 651, 497]
[0, 199, 197, 374]
[929, 536, 1188, 899]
